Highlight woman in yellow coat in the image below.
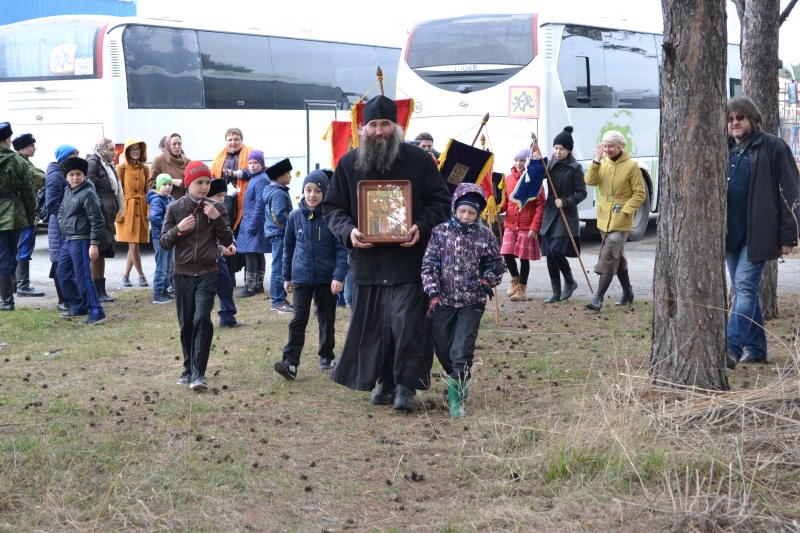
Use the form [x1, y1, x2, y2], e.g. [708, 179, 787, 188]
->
[584, 130, 645, 311]
[115, 139, 151, 287]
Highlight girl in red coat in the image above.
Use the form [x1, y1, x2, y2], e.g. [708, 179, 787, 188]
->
[499, 148, 545, 301]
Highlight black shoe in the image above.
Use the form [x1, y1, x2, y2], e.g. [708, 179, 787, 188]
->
[586, 293, 604, 311]
[80, 316, 107, 325]
[726, 352, 738, 370]
[61, 310, 83, 319]
[236, 287, 256, 298]
[219, 321, 245, 328]
[319, 358, 334, 371]
[176, 371, 191, 385]
[57, 302, 69, 312]
[614, 288, 634, 306]
[393, 384, 417, 411]
[370, 382, 396, 405]
[739, 350, 768, 364]
[17, 286, 45, 297]
[97, 278, 116, 303]
[274, 360, 297, 380]
[543, 278, 561, 304]
[153, 292, 172, 304]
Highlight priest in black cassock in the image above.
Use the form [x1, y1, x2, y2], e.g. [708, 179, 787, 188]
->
[323, 95, 451, 411]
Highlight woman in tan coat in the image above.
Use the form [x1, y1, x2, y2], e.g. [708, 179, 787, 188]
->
[584, 130, 645, 311]
[149, 132, 190, 200]
[116, 139, 151, 287]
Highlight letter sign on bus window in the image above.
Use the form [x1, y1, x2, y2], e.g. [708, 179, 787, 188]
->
[509, 86, 539, 118]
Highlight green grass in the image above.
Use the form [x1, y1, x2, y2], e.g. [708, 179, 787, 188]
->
[1, 292, 799, 531]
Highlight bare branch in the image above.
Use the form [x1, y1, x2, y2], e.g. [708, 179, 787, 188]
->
[779, 0, 798, 25]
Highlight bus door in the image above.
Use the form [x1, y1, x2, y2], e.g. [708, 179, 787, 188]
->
[305, 100, 339, 175]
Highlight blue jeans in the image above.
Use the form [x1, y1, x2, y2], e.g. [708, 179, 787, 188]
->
[57, 240, 105, 321]
[269, 235, 287, 305]
[152, 241, 174, 295]
[726, 247, 767, 361]
[216, 256, 237, 326]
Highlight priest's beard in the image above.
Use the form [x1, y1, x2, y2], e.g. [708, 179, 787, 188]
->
[354, 125, 403, 174]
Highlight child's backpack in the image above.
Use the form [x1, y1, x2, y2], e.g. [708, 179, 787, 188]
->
[35, 188, 49, 223]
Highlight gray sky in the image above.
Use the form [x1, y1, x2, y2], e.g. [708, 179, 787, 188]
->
[138, 0, 800, 69]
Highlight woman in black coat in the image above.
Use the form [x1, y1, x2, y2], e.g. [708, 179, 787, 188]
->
[538, 126, 587, 303]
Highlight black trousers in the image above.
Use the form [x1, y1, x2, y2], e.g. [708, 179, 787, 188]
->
[282, 282, 337, 366]
[432, 303, 485, 380]
[174, 273, 217, 379]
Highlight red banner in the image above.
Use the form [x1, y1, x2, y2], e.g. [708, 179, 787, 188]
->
[330, 120, 354, 168]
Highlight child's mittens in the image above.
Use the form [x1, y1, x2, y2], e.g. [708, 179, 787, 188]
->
[481, 279, 494, 300]
[226, 182, 239, 197]
[427, 292, 441, 319]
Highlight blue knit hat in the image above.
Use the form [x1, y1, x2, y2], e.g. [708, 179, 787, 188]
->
[248, 149, 265, 168]
[302, 170, 329, 197]
[55, 144, 78, 163]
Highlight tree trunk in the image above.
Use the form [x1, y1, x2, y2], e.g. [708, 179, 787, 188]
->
[650, 0, 729, 390]
[739, 0, 781, 320]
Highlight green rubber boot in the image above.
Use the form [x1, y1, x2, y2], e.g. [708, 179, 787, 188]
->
[447, 378, 466, 419]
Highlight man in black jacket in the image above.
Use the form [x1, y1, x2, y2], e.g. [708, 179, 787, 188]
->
[323, 96, 451, 410]
[725, 97, 800, 369]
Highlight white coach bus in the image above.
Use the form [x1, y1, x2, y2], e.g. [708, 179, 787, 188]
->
[398, 12, 741, 240]
[0, 16, 399, 200]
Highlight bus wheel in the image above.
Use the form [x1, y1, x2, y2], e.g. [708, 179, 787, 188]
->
[628, 185, 652, 242]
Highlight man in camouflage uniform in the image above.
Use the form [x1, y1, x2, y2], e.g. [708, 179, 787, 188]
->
[0, 123, 37, 310]
[12, 133, 46, 296]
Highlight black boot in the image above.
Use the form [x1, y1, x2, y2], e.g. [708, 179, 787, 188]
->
[614, 269, 634, 306]
[393, 384, 417, 411]
[53, 275, 68, 311]
[543, 278, 561, 304]
[236, 271, 256, 298]
[370, 381, 397, 405]
[0, 276, 15, 311]
[96, 278, 116, 303]
[561, 270, 578, 301]
[586, 274, 613, 311]
[16, 259, 45, 296]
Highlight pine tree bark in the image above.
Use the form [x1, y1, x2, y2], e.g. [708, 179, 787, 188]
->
[650, 0, 729, 390]
[739, 0, 781, 319]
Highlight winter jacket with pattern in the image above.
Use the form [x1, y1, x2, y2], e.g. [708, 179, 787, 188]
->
[57, 179, 104, 244]
[283, 199, 349, 286]
[159, 194, 233, 277]
[0, 144, 36, 231]
[262, 181, 292, 239]
[237, 170, 270, 253]
[422, 183, 505, 308]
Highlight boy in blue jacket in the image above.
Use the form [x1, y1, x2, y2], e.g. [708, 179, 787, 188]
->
[274, 171, 348, 380]
[147, 174, 174, 304]
[262, 158, 294, 313]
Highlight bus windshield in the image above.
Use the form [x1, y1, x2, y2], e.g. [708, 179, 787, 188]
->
[0, 18, 103, 81]
[406, 14, 535, 69]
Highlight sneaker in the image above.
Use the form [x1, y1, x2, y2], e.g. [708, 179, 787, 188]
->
[739, 350, 769, 364]
[153, 292, 171, 304]
[189, 376, 208, 391]
[80, 316, 107, 325]
[57, 302, 69, 312]
[122, 276, 132, 287]
[61, 310, 86, 320]
[274, 360, 297, 380]
[271, 303, 293, 314]
[164, 291, 175, 300]
[139, 276, 149, 287]
[167, 285, 174, 295]
[319, 358, 334, 371]
[219, 321, 245, 328]
[176, 372, 191, 385]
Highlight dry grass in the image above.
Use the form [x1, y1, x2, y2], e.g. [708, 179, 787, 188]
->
[1, 291, 799, 532]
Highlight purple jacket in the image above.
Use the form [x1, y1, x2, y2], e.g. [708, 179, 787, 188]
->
[421, 183, 505, 307]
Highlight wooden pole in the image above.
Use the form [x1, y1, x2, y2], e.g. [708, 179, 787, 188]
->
[531, 132, 594, 293]
[376, 66, 385, 96]
[478, 132, 500, 324]
[471, 113, 490, 147]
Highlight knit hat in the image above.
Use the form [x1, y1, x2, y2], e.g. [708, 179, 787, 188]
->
[302, 170, 329, 197]
[602, 130, 627, 149]
[267, 158, 292, 180]
[248, 149, 265, 168]
[208, 178, 227, 198]
[12, 133, 35, 151]
[155, 174, 173, 190]
[455, 192, 486, 214]
[514, 148, 530, 161]
[0, 122, 11, 142]
[55, 144, 78, 163]
[184, 160, 212, 187]
[362, 95, 397, 124]
[61, 156, 89, 177]
[553, 126, 574, 151]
